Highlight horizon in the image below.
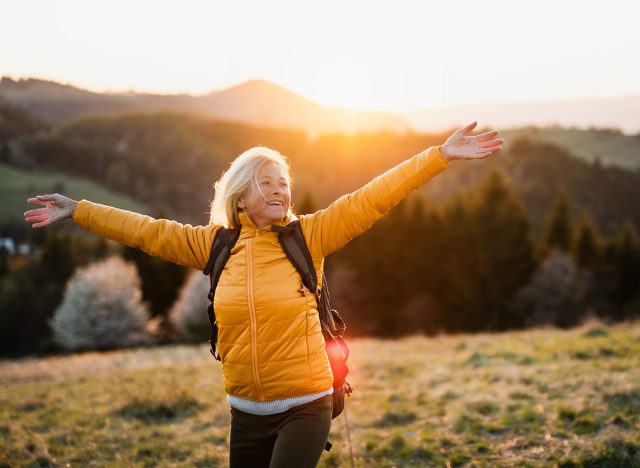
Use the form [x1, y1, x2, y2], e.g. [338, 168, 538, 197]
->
[2, 0, 639, 113]
[4, 73, 640, 136]
[3, 74, 640, 109]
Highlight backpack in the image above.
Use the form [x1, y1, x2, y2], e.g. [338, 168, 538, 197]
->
[202, 220, 353, 423]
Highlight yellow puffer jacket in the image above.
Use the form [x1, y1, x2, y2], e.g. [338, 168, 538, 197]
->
[72, 145, 450, 400]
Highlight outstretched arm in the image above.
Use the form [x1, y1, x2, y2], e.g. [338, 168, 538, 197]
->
[24, 194, 217, 270]
[302, 121, 503, 257]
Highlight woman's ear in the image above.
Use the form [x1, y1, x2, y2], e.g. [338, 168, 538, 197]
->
[237, 198, 245, 210]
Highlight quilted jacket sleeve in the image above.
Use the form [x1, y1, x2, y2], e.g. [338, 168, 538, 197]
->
[301, 145, 450, 257]
[72, 200, 218, 271]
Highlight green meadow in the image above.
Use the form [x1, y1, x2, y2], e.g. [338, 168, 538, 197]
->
[500, 127, 640, 170]
[1, 319, 639, 467]
[0, 163, 148, 224]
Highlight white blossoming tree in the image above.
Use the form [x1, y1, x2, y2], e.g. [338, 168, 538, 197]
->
[50, 256, 152, 351]
[169, 270, 211, 343]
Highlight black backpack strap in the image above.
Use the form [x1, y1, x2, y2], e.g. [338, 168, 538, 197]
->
[271, 221, 317, 294]
[273, 222, 347, 342]
[204, 228, 240, 277]
[203, 228, 241, 360]
[272, 222, 353, 419]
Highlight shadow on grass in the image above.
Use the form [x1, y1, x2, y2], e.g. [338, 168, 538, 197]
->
[606, 389, 640, 416]
[559, 440, 640, 467]
[113, 392, 206, 424]
[373, 409, 417, 427]
[465, 350, 535, 367]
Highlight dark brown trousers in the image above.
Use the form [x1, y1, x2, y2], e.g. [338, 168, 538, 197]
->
[229, 394, 333, 468]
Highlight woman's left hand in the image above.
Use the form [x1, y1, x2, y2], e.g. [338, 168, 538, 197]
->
[440, 121, 504, 161]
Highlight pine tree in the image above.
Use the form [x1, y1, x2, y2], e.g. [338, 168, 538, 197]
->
[0, 245, 8, 277]
[40, 232, 75, 279]
[121, 246, 186, 314]
[606, 221, 640, 315]
[543, 188, 572, 254]
[438, 195, 483, 331]
[434, 171, 537, 331]
[0, 142, 10, 163]
[468, 170, 537, 329]
[572, 212, 603, 270]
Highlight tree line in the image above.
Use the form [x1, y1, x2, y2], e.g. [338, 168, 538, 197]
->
[2, 108, 639, 235]
[327, 171, 639, 336]
[1, 171, 638, 356]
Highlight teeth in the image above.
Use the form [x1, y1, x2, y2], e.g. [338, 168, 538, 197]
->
[267, 201, 283, 206]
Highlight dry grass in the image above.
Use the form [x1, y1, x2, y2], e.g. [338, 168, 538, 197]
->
[1, 319, 639, 467]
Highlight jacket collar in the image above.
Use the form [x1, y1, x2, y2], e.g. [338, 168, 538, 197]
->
[237, 211, 298, 237]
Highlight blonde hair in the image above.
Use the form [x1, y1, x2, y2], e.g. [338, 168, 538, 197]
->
[209, 146, 294, 228]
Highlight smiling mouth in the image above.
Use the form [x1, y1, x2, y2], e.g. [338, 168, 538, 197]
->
[266, 201, 283, 206]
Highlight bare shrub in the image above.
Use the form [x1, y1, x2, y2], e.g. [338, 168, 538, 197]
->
[510, 249, 590, 328]
[49, 256, 152, 351]
[169, 270, 210, 343]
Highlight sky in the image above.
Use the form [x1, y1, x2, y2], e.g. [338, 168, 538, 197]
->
[2, 0, 640, 112]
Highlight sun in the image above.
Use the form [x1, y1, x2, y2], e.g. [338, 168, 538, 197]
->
[301, 58, 379, 110]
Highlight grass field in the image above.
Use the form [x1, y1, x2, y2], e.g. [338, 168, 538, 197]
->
[0, 163, 148, 224]
[1, 320, 639, 467]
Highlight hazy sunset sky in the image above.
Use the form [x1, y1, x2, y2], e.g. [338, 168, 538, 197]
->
[2, 0, 639, 112]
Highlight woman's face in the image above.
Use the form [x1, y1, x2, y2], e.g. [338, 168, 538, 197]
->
[238, 162, 291, 228]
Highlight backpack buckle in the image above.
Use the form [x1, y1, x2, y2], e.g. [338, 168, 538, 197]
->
[344, 381, 353, 396]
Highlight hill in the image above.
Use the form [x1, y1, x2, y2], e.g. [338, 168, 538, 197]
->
[1, 108, 639, 237]
[1, 320, 638, 466]
[0, 163, 148, 224]
[4, 76, 639, 172]
[0, 76, 409, 137]
[402, 95, 640, 138]
[5, 76, 640, 139]
[501, 126, 640, 170]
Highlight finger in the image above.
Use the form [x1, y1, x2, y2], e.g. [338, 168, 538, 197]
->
[462, 121, 477, 134]
[27, 198, 49, 206]
[36, 194, 57, 202]
[476, 130, 500, 142]
[31, 220, 52, 228]
[476, 148, 497, 157]
[24, 208, 49, 216]
[479, 138, 504, 148]
[477, 146, 502, 158]
[25, 214, 49, 223]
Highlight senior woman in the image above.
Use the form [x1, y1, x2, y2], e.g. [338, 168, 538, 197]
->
[24, 120, 503, 467]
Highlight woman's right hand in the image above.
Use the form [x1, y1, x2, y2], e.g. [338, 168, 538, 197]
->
[24, 194, 79, 228]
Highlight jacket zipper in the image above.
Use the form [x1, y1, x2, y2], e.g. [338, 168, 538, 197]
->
[246, 238, 265, 400]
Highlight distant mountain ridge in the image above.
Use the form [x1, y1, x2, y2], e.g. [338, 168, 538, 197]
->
[401, 95, 640, 136]
[2, 76, 639, 138]
[2, 76, 639, 174]
[0, 77, 409, 137]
